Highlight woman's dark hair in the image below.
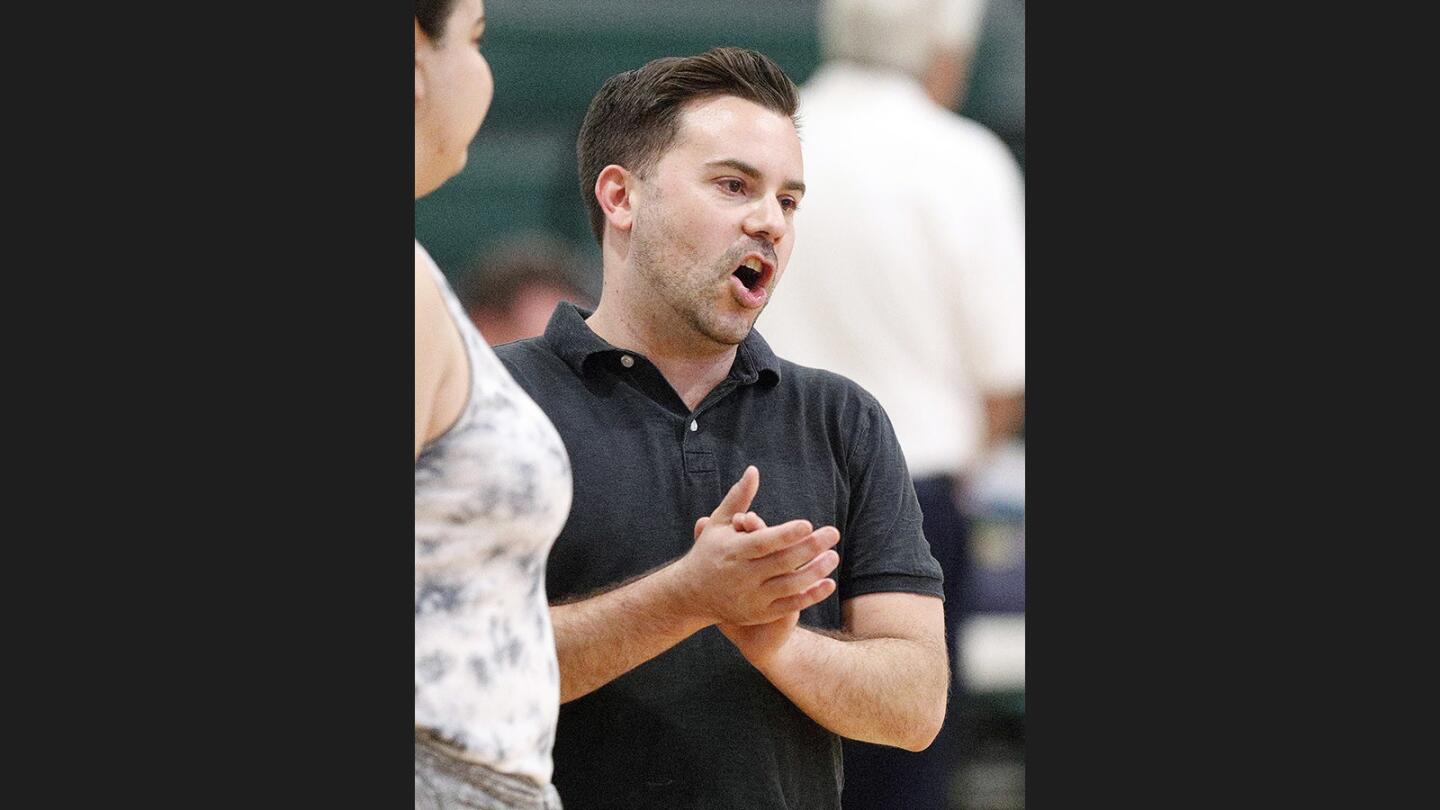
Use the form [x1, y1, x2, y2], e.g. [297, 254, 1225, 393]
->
[416, 0, 460, 41]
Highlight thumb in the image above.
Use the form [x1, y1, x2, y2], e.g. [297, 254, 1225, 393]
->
[710, 465, 759, 523]
[693, 516, 709, 541]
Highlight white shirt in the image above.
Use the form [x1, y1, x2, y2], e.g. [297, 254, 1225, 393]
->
[758, 62, 1025, 478]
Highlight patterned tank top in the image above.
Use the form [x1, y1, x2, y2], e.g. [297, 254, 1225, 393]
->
[414, 242, 572, 785]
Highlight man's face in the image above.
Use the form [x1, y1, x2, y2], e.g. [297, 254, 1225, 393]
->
[628, 95, 805, 348]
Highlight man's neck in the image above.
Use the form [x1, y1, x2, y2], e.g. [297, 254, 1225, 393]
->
[586, 302, 738, 412]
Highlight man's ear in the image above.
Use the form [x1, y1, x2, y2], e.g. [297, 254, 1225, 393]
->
[595, 165, 637, 234]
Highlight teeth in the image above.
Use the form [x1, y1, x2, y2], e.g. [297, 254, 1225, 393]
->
[742, 257, 763, 272]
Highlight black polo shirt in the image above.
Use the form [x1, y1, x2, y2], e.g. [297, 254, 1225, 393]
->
[496, 302, 943, 810]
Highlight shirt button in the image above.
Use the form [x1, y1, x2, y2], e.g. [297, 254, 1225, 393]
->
[620, 355, 634, 368]
[689, 420, 698, 432]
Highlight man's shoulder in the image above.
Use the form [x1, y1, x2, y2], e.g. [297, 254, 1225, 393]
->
[492, 335, 554, 366]
[918, 113, 1022, 186]
[774, 354, 855, 389]
[803, 85, 1013, 177]
[770, 355, 888, 417]
[491, 335, 572, 395]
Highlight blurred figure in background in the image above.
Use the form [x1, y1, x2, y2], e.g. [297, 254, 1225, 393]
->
[455, 233, 598, 346]
[756, 0, 1025, 807]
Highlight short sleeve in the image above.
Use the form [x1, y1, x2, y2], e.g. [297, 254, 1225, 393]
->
[837, 393, 946, 601]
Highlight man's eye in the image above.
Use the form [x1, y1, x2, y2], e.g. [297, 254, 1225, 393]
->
[780, 197, 799, 212]
[722, 179, 744, 194]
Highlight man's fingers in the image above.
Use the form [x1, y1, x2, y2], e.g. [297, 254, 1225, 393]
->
[740, 518, 814, 558]
[710, 465, 759, 522]
[732, 511, 767, 532]
[760, 526, 840, 572]
[766, 577, 838, 616]
[762, 549, 840, 601]
[693, 516, 709, 541]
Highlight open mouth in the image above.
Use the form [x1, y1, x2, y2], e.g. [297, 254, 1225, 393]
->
[732, 256, 770, 292]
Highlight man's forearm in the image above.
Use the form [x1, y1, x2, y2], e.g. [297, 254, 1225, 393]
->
[551, 564, 710, 703]
[752, 627, 949, 751]
[550, 468, 843, 704]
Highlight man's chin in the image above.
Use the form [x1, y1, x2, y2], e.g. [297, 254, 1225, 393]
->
[698, 318, 752, 348]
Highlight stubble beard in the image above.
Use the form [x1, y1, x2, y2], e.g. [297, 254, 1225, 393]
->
[631, 210, 755, 351]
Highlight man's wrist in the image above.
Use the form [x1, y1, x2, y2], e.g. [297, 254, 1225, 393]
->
[750, 624, 808, 676]
[648, 559, 714, 632]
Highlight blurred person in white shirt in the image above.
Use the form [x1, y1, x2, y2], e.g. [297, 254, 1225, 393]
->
[756, 1, 1024, 806]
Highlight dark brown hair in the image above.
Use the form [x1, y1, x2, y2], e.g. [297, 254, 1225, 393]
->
[416, 0, 460, 41]
[576, 47, 800, 245]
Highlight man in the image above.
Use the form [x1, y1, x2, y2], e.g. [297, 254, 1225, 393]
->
[755, 2, 1026, 808]
[496, 47, 948, 809]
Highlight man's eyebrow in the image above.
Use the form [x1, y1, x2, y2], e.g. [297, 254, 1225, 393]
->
[704, 158, 806, 195]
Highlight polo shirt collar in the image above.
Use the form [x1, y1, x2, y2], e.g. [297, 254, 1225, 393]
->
[541, 301, 782, 385]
